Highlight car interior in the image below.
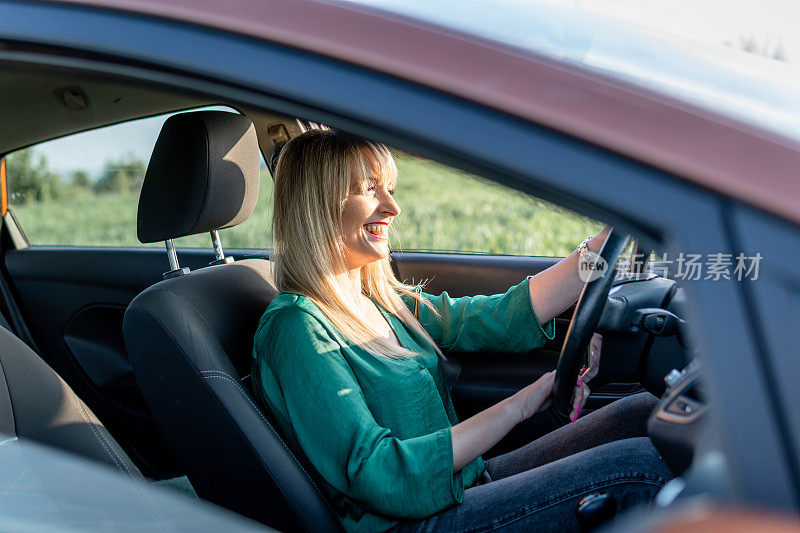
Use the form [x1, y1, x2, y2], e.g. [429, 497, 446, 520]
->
[0, 63, 701, 532]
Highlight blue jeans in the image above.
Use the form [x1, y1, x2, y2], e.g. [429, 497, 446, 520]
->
[396, 393, 671, 532]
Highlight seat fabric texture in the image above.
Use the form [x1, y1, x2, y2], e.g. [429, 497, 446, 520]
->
[124, 259, 340, 532]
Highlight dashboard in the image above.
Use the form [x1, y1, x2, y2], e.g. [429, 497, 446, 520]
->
[597, 274, 700, 474]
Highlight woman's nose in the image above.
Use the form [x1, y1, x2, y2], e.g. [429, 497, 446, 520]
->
[380, 190, 401, 217]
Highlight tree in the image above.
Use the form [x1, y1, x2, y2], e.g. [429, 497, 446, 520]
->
[731, 35, 788, 62]
[5, 149, 62, 203]
[70, 169, 91, 189]
[94, 154, 147, 194]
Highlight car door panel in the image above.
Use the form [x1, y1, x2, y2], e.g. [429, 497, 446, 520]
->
[393, 252, 561, 297]
[3, 246, 226, 477]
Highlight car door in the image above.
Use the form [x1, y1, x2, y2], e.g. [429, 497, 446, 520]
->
[3, 0, 795, 512]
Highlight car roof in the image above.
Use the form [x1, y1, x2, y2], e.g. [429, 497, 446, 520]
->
[350, 1, 800, 143]
[51, 0, 800, 225]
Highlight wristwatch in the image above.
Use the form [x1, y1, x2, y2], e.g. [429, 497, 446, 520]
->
[578, 237, 593, 262]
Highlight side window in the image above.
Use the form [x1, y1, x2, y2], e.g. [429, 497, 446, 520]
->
[6, 123, 595, 255]
[391, 154, 602, 256]
[6, 106, 270, 248]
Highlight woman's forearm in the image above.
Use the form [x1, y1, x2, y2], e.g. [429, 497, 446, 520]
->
[451, 371, 555, 472]
[450, 229, 610, 472]
[450, 395, 521, 472]
[528, 227, 610, 324]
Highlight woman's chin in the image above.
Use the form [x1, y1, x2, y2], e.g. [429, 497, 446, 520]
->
[370, 245, 390, 261]
[345, 246, 390, 270]
[364, 236, 390, 253]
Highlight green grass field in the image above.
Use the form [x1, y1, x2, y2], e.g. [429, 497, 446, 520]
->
[11, 156, 601, 257]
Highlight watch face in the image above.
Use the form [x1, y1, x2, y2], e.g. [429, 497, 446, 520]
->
[579, 249, 608, 283]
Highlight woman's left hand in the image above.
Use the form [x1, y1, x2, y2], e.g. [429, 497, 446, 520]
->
[570, 377, 591, 423]
[581, 333, 602, 384]
[570, 333, 601, 422]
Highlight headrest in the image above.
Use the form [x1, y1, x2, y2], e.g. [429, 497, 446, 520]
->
[137, 111, 260, 243]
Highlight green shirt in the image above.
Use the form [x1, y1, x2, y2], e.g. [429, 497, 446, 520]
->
[251, 277, 555, 533]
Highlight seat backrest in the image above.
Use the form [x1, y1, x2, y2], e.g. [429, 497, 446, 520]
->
[123, 111, 340, 532]
[0, 325, 140, 478]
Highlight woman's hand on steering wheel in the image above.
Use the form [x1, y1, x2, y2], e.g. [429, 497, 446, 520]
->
[571, 376, 591, 422]
[514, 368, 592, 424]
[571, 333, 602, 420]
[582, 333, 602, 384]
[512, 370, 556, 422]
[549, 229, 629, 426]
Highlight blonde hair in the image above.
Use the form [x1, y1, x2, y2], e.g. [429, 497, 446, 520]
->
[272, 129, 442, 359]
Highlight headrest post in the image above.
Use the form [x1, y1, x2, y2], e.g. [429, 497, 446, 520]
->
[211, 230, 225, 261]
[163, 239, 190, 279]
[166, 239, 180, 270]
[209, 230, 234, 266]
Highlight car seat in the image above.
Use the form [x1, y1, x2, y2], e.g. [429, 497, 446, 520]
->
[0, 321, 141, 478]
[122, 111, 340, 532]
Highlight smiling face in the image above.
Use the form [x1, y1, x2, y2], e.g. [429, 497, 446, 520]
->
[340, 150, 401, 270]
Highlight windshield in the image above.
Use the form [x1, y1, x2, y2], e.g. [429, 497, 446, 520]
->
[340, 0, 800, 143]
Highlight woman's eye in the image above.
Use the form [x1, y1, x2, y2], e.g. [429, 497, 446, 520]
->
[388, 189, 395, 196]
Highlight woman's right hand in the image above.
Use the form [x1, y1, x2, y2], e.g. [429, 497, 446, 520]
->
[512, 370, 556, 422]
[452, 370, 555, 471]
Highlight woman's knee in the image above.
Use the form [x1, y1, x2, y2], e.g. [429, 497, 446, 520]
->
[604, 392, 657, 418]
[584, 392, 658, 435]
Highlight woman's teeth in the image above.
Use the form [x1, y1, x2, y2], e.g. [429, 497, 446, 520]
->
[364, 223, 387, 237]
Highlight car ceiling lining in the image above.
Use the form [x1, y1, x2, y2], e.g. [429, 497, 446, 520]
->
[0, 63, 218, 155]
[0, 61, 309, 173]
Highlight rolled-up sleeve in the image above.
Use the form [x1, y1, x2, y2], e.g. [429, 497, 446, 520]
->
[254, 309, 464, 519]
[413, 276, 555, 353]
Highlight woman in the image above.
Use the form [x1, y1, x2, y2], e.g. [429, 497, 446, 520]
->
[252, 130, 671, 532]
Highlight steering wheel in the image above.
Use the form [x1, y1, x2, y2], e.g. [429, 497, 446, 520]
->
[548, 229, 630, 425]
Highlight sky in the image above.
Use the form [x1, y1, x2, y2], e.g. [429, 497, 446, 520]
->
[37, 118, 165, 179]
[33, 0, 800, 178]
[560, 0, 800, 62]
